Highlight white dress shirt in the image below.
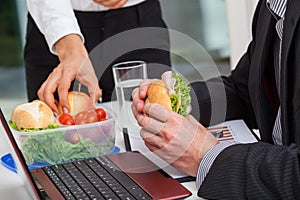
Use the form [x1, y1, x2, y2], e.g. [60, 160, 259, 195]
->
[267, 0, 287, 145]
[26, 0, 145, 54]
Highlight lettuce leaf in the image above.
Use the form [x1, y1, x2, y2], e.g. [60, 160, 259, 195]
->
[20, 131, 113, 165]
[8, 120, 113, 165]
[8, 120, 59, 132]
[172, 72, 191, 116]
[170, 93, 179, 113]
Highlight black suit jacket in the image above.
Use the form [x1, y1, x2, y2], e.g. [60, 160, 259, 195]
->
[192, 0, 300, 199]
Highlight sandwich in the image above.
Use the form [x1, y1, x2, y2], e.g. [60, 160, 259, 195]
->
[146, 71, 191, 116]
[10, 100, 58, 131]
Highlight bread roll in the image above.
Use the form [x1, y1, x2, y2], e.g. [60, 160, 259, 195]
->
[146, 80, 172, 111]
[10, 100, 55, 129]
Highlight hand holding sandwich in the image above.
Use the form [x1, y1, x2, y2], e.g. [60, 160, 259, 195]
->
[131, 72, 218, 176]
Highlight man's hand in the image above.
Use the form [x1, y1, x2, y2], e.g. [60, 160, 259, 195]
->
[93, 0, 128, 9]
[131, 79, 155, 114]
[132, 80, 218, 177]
[38, 34, 102, 114]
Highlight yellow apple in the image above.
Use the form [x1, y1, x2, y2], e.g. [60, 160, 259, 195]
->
[58, 91, 93, 114]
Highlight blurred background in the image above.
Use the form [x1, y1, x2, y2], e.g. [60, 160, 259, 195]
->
[0, 0, 258, 117]
[0, 0, 27, 117]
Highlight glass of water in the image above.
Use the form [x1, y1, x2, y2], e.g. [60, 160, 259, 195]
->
[112, 61, 147, 130]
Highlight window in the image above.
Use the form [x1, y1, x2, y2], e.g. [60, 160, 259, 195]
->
[159, 0, 231, 81]
[0, 0, 22, 66]
[0, 0, 26, 116]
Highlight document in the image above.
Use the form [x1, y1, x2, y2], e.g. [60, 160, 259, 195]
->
[207, 119, 258, 143]
[127, 119, 258, 179]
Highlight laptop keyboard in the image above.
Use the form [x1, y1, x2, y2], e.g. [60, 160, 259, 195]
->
[43, 156, 152, 200]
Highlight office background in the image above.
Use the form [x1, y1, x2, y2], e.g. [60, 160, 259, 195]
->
[0, 0, 258, 117]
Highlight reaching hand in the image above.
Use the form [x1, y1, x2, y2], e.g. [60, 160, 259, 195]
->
[132, 80, 218, 176]
[93, 0, 128, 9]
[38, 34, 102, 114]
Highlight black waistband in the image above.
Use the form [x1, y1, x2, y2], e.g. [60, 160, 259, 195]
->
[74, 0, 155, 18]
[73, 0, 159, 28]
[27, 0, 158, 26]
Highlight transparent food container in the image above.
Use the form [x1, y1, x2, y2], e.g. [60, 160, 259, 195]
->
[10, 106, 115, 168]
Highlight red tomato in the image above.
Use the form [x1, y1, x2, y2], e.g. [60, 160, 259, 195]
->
[58, 113, 75, 125]
[74, 111, 88, 125]
[85, 110, 99, 123]
[74, 110, 99, 125]
[95, 108, 106, 121]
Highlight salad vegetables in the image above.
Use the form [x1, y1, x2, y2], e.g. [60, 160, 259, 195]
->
[8, 106, 114, 166]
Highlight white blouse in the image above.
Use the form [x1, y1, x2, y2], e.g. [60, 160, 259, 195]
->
[26, 0, 145, 54]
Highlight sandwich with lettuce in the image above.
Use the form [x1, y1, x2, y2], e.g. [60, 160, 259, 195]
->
[9, 100, 59, 132]
[146, 71, 191, 116]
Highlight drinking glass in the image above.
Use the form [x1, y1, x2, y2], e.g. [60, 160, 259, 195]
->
[112, 61, 147, 130]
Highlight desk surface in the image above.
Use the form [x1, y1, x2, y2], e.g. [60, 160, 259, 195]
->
[0, 102, 201, 199]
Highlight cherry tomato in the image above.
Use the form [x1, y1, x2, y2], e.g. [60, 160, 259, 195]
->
[74, 110, 99, 125]
[58, 113, 75, 125]
[74, 111, 88, 125]
[95, 108, 107, 121]
[85, 110, 99, 123]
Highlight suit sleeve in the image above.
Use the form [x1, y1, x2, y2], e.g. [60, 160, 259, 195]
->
[190, 1, 262, 129]
[198, 142, 300, 199]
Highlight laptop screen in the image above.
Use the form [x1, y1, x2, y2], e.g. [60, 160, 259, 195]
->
[0, 108, 42, 200]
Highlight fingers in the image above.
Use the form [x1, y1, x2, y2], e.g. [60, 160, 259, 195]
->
[38, 68, 64, 114]
[139, 79, 157, 99]
[137, 113, 165, 135]
[134, 101, 219, 177]
[109, 0, 128, 9]
[136, 104, 181, 149]
[88, 87, 102, 105]
[76, 58, 102, 104]
[132, 79, 158, 101]
[143, 103, 172, 123]
[38, 59, 101, 113]
[93, 0, 128, 9]
[39, 34, 101, 113]
[135, 112, 166, 148]
[131, 79, 157, 116]
[133, 102, 173, 135]
[131, 99, 143, 122]
[132, 88, 144, 114]
[57, 68, 76, 113]
[140, 129, 164, 150]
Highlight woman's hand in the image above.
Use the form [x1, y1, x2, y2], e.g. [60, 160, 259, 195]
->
[93, 0, 128, 9]
[38, 34, 102, 114]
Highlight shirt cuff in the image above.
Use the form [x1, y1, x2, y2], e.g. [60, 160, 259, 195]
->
[44, 18, 84, 55]
[195, 141, 237, 188]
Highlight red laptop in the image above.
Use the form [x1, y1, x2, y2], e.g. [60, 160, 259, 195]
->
[0, 108, 191, 200]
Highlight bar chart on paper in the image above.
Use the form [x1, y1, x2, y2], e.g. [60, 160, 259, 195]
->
[207, 120, 258, 143]
[208, 126, 235, 141]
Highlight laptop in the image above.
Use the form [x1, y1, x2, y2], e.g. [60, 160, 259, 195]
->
[0, 108, 192, 200]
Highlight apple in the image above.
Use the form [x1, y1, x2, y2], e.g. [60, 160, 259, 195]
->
[58, 91, 93, 114]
